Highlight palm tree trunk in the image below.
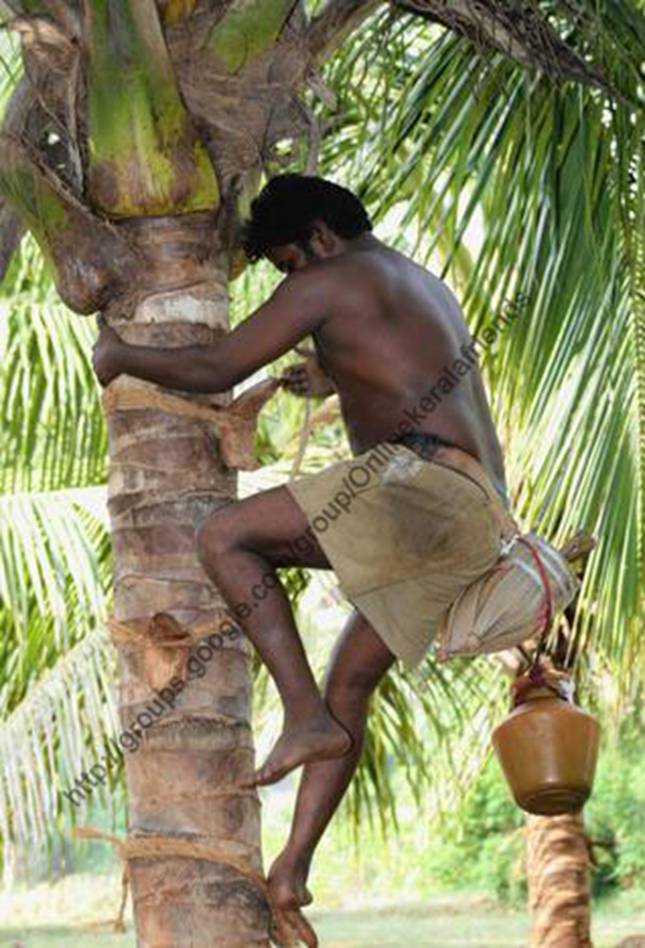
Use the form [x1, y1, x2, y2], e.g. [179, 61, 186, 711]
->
[526, 810, 592, 948]
[104, 215, 269, 946]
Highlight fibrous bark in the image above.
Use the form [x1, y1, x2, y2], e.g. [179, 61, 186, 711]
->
[104, 222, 270, 946]
[526, 810, 593, 947]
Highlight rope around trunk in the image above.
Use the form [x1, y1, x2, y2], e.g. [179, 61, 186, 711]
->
[72, 827, 312, 946]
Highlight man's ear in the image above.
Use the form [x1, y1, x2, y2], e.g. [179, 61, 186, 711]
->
[309, 219, 336, 254]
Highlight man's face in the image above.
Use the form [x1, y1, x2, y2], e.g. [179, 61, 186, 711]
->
[266, 241, 316, 275]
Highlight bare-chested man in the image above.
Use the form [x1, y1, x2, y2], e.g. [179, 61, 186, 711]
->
[92, 174, 511, 932]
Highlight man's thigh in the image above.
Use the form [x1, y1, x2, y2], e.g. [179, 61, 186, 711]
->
[203, 484, 332, 569]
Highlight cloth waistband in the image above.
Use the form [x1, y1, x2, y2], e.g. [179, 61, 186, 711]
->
[415, 442, 519, 543]
[382, 435, 517, 540]
[387, 431, 454, 450]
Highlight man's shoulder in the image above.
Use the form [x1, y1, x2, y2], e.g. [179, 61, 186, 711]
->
[317, 248, 396, 294]
[280, 255, 364, 301]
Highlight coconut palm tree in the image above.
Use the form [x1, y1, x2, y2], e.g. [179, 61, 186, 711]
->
[0, 1, 643, 945]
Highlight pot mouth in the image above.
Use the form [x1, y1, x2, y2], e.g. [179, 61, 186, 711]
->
[512, 664, 575, 708]
[517, 686, 567, 702]
[518, 785, 591, 816]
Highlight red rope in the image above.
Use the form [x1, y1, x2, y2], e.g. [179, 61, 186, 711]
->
[516, 536, 554, 671]
[508, 537, 577, 706]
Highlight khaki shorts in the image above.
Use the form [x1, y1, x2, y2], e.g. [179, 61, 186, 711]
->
[286, 441, 515, 669]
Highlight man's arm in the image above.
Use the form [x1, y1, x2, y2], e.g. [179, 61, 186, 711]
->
[93, 270, 330, 393]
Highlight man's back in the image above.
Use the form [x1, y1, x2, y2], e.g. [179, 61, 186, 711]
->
[307, 240, 508, 500]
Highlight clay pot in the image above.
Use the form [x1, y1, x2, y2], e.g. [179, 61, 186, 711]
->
[492, 681, 600, 816]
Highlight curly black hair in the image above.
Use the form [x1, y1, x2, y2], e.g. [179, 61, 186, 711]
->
[241, 174, 373, 262]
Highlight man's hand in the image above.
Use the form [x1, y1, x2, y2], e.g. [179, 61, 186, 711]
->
[280, 351, 335, 398]
[92, 317, 125, 387]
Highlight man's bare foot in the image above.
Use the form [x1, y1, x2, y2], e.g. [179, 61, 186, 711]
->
[268, 851, 313, 910]
[242, 714, 352, 789]
[271, 906, 318, 947]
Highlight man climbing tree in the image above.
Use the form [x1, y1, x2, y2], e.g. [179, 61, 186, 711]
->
[3, 0, 640, 944]
[93, 172, 522, 938]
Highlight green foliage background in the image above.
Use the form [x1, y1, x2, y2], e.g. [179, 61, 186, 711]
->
[1, 0, 644, 901]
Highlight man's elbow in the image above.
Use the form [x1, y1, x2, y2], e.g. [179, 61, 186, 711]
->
[197, 351, 240, 393]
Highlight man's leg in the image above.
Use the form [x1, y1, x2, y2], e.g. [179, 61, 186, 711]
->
[267, 609, 396, 910]
[196, 485, 352, 788]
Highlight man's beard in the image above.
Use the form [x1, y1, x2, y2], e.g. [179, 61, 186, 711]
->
[298, 238, 317, 263]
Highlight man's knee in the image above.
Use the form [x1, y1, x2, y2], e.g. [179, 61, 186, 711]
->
[196, 505, 243, 568]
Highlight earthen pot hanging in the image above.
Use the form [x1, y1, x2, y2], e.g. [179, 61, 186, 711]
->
[492, 666, 600, 816]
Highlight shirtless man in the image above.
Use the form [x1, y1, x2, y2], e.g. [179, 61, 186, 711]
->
[92, 174, 510, 931]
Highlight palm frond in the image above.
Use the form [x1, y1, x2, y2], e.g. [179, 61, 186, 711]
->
[0, 486, 111, 708]
[0, 24, 24, 280]
[0, 237, 108, 494]
[0, 629, 117, 884]
[0, 232, 114, 877]
[0, 24, 21, 113]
